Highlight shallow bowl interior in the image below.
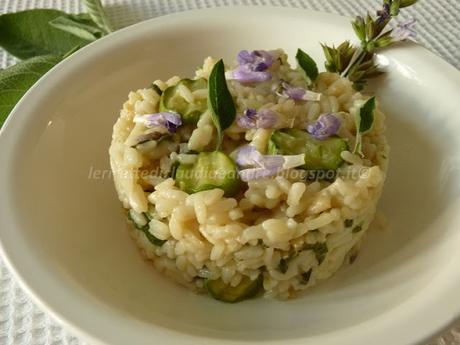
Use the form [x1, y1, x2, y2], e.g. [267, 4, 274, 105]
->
[1, 6, 460, 345]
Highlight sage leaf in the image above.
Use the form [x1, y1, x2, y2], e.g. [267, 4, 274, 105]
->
[208, 59, 236, 148]
[49, 14, 105, 41]
[0, 55, 61, 127]
[296, 48, 319, 82]
[83, 0, 113, 34]
[0, 9, 90, 59]
[359, 96, 376, 133]
[353, 96, 376, 155]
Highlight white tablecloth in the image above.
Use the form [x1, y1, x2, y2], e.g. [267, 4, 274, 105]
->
[0, 1, 459, 344]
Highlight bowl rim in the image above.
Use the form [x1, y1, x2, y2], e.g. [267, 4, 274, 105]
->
[1, 5, 460, 345]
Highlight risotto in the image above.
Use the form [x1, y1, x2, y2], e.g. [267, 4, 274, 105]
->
[109, 49, 388, 301]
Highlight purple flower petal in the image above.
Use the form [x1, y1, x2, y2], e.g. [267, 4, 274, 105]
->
[376, 3, 390, 25]
[235, 145, 264, 167]
[285, 86, 306, 100]
[162, 112, 182, 132]
[306, 113, 341, 140]
[276, 81, 321, 101]
[391, 18, 417, 42]
[236, 145, 283, 171]
[257, 109, 278, 128]
[261, 155, 285, 172]
[237, 50, 254, 65]
[228, 50, 276, 84]
[227, 64, 272, 83]
[237, 108, 278, 129]
[244, 108, 258, 119]
[235, 146, 301, 181]
[237, 50, 275, 71]
[134, 112, 182, 133]
[256, 50, 275, 68]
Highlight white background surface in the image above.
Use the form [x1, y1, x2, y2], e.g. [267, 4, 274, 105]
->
[0, 1, 459, 344]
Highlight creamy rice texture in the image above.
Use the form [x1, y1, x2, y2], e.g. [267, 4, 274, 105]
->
[109, 49, 388, 300]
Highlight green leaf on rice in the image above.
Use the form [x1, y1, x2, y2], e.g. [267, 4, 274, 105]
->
[208, 59, 236, 149]
[353, 96, 376, 155]
[296, 48, 319, 82]
[358, 96, 376, 133]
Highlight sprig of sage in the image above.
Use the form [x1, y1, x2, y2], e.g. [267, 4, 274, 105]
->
[208, 59, 236, 149]
[0, 0, 113, 128]
[323, 0, 418, 90]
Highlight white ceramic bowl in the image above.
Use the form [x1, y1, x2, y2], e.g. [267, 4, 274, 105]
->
[1, 6, 460, 345]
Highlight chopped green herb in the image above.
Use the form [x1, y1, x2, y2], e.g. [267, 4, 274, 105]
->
[127, 210, 166, 246]
[143, 212, 153, 221]
[303, 242, 328, 265]
[299, 269, 313, 285]
[344, 219, 354, 228]
[151, 83, 163, 96]
[278, 258, 289, 274]
[352, 225, 363, 233]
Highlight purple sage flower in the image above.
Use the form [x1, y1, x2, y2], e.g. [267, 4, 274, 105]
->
[237, 50, 275, 71]
[235, 145, 304, 181]
[226, 64, 272, 83]
[376, 3, 391, 25]
[236, 145, 284, 181]
[306, 113, 341, 140]
[134, 112, 182, 133]
[276, 81, 321, 101]
[226, 50, 275, 84]
[237, 108, 278, 129]
[391, 18, 417, 42]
